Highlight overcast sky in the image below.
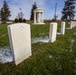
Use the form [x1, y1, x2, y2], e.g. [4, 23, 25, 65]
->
[0, 0, 76, 20]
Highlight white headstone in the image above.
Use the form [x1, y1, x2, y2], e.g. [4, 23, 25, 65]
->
[70, 21, 76, 29]
[61, 22, 65, 35]
[49, 22, 57, 43]
[8, 23, 32, 65]
[70, 21, 73, 29]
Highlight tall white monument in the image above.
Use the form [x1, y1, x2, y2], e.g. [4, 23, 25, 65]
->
[49, 22, 57, 43]
[34, 9, 44, 24]
[8, 23, 32, 65]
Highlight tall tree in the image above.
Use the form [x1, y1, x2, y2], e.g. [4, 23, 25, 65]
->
[30, 2, 37, 20]
[61, 0, 75, 20]
[1, 0, 11, 23]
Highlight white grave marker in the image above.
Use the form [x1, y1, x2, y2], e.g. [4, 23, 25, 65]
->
[49, 22, 57, 43]
[61, 22, 65, 35]
[70, 21, 73, 29]
[70, 21, 76, 29]
[8, 23, 32, 65]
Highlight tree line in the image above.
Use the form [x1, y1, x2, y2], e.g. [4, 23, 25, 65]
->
[0, 0, 76, 23]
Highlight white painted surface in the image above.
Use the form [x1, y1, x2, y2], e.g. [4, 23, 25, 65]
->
[49, 22, 57, 43]
[34, 8, 44, 13]
[61, 22, 65, 35]
[8, 23, 32, 65]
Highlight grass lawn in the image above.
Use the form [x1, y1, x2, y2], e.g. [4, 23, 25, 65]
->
[0, 22, 76, 75]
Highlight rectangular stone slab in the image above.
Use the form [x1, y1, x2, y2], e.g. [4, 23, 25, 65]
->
[61, 22, 65, 35]
[49, 22, 57, 43]
[70, 21, 76, 29]
[8, 23, 32, 65]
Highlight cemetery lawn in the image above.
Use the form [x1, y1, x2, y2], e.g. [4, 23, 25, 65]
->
[0, 22, 76, 75]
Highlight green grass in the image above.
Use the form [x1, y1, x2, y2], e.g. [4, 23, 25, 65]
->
[31, 23, 50, 37]
[0, 24, 9, 47]
[0, 22, 76, 75]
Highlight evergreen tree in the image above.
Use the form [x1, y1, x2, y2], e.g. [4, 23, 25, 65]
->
[61, 0, 75, 20]
[1, 0, 11, 23]
[30, 2, 37, 20]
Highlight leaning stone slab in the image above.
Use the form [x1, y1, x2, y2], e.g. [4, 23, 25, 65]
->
[7, 23, 32, 65]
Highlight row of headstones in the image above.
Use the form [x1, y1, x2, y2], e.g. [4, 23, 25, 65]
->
[49, 22, 65, 43]
[7, 21, 76, 65]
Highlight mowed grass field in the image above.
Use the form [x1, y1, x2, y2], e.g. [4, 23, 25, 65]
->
[0, 22, 76, 75]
